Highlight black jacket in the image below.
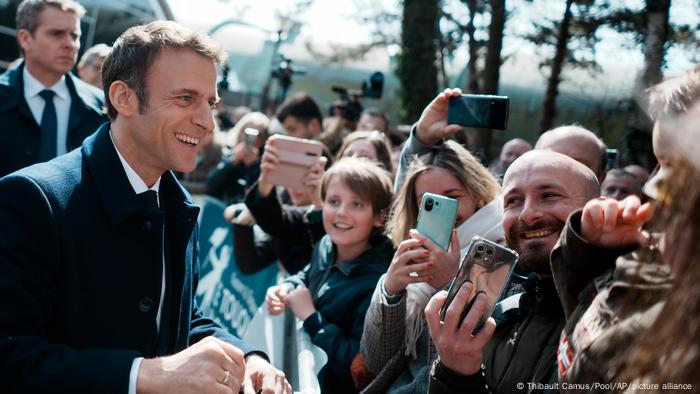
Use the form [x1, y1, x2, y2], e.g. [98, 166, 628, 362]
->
[430, 275, 565, 394]
[0, 61, 108, 177]
[285, 235, 394, 394]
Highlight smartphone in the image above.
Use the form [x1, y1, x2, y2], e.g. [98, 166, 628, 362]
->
[439, 236, 518, 332]
[448, 94, 510, 130]
[265, 135, 323, 191]
[244, 128, 260, 146]
[606, 148, 619, 170]
[415, 193, 458, 252]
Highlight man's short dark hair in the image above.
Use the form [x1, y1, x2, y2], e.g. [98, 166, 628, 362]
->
[275, 92, 323, 125]
[101, 21, 227, 120]
[16, 0, 85, 34]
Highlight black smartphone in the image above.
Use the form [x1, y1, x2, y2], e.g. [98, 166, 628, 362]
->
[448, 94, 510, 130]
[439, 236, 518, 332]
[606, 148, 619, 170]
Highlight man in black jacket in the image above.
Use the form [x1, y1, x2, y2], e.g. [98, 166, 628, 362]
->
[0, 0, 107, 177]
[409, 88, 600, 393]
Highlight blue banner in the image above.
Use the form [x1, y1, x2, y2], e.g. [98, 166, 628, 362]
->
[195, 196, 280, 337]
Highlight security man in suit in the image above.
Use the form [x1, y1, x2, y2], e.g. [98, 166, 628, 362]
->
[0, 20, 290, 394]
[0, 0, 107, 177]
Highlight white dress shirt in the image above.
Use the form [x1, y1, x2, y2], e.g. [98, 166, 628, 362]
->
[23, 67, 72, 156]
[109, 131, 165, 394]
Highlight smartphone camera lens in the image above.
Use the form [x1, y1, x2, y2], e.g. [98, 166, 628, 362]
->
[425, 198, 434, 211]
[476, 244, 485, 253]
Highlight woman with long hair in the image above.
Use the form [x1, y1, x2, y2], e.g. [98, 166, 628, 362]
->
[358, 139, 502, 393]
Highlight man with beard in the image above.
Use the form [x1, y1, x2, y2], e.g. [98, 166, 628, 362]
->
[425, 150, 600, 394]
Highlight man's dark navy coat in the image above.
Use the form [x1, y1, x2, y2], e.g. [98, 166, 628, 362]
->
[0, 123, 258, 393]
[0, 61, 108, 177]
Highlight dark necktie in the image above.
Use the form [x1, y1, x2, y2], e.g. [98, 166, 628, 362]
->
[138, 190, 173, 354]
[38, 89, 58, 162]
[139, 190, 160, 212]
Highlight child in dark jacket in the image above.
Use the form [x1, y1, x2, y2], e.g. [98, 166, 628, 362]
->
[265, 157, 395, 394]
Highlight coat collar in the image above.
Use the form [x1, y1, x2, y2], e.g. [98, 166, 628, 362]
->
[0, 61, 33, 120]
[83, 123, 199, 226]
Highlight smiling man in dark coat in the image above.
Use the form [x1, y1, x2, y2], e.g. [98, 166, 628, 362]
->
[0, 20, 290, 394]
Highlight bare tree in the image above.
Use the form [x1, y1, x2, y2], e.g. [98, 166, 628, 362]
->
[472, 0, 507, 158]
[539, 0, 574, 132]
[397, 0, 440, 122]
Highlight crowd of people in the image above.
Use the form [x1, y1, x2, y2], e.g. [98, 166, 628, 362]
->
[0, 1, 698, 393]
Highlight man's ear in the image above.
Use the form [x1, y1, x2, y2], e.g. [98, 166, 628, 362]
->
[108, 81, 138, 117]
[16, 29, 31, 54]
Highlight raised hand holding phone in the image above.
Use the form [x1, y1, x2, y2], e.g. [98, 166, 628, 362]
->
[439, 236, 518, 333]
[425, 282, 497, 376]
[415, 88, 465, 145]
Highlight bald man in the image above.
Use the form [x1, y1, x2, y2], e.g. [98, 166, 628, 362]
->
[536, 125, 607, 183]
[427, 150, 600, 394]
[490, 138, 532, 178]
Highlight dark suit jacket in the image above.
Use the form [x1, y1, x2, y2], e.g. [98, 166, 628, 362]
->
[0, 123, 260, 393]
[0, 61, 108, 177]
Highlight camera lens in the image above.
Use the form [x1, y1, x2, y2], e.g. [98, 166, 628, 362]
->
[425, 198, 434, 211]
[476, 244, 485, 253]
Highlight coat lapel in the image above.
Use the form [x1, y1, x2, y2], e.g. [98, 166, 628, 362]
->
[82, 123, 143, 224]
[66, 73, 102, 134]
[0, 62, 40, 127]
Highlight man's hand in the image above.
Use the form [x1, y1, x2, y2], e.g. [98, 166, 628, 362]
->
[580, 195, 652, 249]
[425, 282, 496, 376]
[265, 285, 289, 315]
[242, 355, 292, 394]
[415, 88, 464, 146]
[285, 287, 316, 321]
[136, 336, 245, 394]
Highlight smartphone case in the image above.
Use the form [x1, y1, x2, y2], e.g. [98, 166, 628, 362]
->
[415, 193, 458, 251]
[447, 94, 510, 130]
[266, 135, 323, 191]
[439, 236, 519, 331]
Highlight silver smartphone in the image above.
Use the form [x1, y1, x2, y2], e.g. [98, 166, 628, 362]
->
[439, 236, 518, 332]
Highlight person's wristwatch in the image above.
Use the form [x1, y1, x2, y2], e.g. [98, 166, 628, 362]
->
[430, 359, 490, 392]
